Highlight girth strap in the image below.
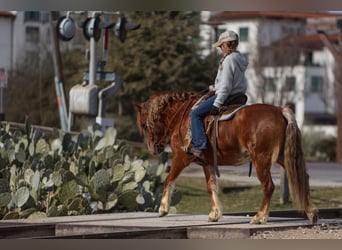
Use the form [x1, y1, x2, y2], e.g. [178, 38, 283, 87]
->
[212, 115, 221, 178]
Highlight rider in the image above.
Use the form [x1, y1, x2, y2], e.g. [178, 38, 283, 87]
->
[189, 30, 248, 157]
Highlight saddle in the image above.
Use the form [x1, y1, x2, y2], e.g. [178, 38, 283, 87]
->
[218, 94, 248, 120]
[183, 92, 247, 150]
[224, 93, 248, 106]
[202, 91, 248, 109]
[184, 92, 248, 177]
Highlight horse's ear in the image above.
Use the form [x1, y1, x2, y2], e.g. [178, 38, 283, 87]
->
[133, 103, 141, 113]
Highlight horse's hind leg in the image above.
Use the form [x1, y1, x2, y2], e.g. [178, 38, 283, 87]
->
[250, 159, 274, 224]
[202, 164, 222, 222]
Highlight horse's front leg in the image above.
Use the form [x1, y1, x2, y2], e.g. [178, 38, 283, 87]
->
[158, 154, 188, 217]
[202, 164, 222, 222]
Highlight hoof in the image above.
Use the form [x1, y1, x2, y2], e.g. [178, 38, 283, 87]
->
[311, 214, 318, 224]
[208, 216, 219, 222]
[250, 215, 268, 225]
[158, 210, 168, 217]
[208, 208, 222, 222]
[307, 208, 319, 224]
[159, 211, 168, 217]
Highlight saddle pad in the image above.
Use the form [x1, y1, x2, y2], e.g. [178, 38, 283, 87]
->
[219, 104, 247, 121]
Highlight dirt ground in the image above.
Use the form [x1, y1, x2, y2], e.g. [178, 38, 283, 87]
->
[250, 223, 342, 239]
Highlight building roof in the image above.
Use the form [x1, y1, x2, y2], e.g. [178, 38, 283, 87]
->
[0, 11, 16, 18]
[271, 33, 339, 50]
[208, 11, 342, 24]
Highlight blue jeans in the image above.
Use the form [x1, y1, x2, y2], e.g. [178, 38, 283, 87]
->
[190, 95, 217, 149]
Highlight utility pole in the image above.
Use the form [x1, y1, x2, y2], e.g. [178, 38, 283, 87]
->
[335, 21, 342, 162]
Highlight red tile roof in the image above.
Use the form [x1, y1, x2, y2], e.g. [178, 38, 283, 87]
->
[0, 11, 15, 18]
[209, 11, 342, 23]
[271, 33, 339, 50]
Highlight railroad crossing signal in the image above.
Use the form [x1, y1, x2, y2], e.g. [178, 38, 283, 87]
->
[54, 11, 140, 132]
[56, 11, 140, 43]
[114, 13, 140, 43]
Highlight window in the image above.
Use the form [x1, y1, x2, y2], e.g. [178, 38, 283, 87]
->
[239, 27, 249, 42]
[285, 76, 296, 91]
[40, 12, 49, 23]
[311, 76, 323, 93]
[304, 52, 313, 65]
[26, 27, 40, 43]
[24, 11, 41, 22]
[264, 77, 276, 92]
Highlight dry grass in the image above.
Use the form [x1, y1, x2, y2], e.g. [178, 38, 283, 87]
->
[173, 176, 342, 215]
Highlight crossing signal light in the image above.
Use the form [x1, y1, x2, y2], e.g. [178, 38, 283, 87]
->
[114, 14, 140, 43]
[82, 16, 102, 42]
[55, 12, 140, 43]
[56, 15, 76, 41]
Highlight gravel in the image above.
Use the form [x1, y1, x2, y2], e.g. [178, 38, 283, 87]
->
[250, 223, 342, 239]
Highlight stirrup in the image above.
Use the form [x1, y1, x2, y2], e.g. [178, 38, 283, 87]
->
[188, 148, 203, 158]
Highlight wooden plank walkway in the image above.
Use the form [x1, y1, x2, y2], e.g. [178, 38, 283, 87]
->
[2, 211, 342, 239]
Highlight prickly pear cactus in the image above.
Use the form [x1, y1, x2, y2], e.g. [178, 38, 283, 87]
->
[0, 117, 182, 220]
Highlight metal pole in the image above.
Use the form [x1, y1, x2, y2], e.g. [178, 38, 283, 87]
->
[0, 67, 6, 121]
[102, 14, 109, 64]
[89, 12, 97, 85]
[279, 167, 289, 204]
[49, 11, 68, 130]
[0, 88, 3, 116]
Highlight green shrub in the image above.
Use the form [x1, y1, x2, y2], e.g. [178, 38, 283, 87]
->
[0, 117, 181, 219]
[302, 132, 336, 162]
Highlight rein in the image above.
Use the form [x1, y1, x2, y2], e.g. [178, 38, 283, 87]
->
[178, 101, 195, 144]
[167, 100, 194, 144]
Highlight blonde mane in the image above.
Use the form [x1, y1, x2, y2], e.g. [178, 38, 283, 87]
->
[144, 90, 199, 129]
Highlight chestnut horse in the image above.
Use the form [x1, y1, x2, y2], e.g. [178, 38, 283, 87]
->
[134, 90, 318, 224]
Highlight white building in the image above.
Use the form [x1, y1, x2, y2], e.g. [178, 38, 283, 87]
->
[203, 11, 342, 136]
[0, 11, 15, 72]
[0, 11, 86, 71]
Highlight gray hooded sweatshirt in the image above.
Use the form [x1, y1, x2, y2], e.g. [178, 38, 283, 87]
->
[213, 51, 248, 108]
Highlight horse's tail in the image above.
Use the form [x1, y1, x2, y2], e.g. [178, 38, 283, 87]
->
[282, 106, 310, 212]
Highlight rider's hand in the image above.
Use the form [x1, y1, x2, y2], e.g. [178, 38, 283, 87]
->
[210, 106, 219, 115]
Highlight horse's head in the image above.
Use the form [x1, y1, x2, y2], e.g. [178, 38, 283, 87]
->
[134, 91, 199, 155]
[134, 100, 169, 155]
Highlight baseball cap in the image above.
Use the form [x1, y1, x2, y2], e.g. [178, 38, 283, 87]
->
[212, 30, 239, 48]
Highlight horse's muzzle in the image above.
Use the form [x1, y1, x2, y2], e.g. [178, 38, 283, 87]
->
[154, 143, 165, 154]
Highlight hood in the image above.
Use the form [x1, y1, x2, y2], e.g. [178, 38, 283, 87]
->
[231, 51, 248, 72]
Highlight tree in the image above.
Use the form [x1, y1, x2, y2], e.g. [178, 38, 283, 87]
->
[105, 12, 215, 110]
[4, 48, 57, 126]
[4, 45, 88, 128]
[102, 11, 218, 140]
